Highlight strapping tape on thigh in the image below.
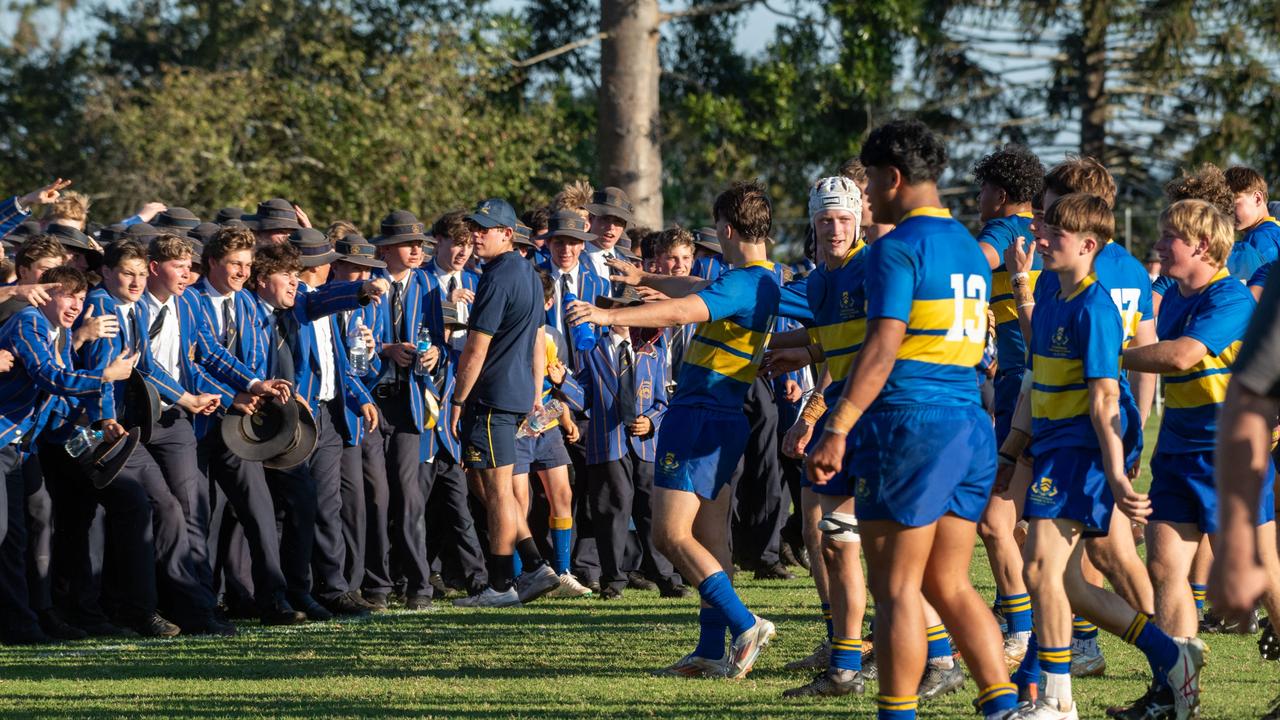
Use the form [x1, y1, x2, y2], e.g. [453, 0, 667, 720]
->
[818, 511, 859, 543]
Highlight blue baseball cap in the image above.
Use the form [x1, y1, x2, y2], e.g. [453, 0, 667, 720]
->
[466, 198, 517, 230]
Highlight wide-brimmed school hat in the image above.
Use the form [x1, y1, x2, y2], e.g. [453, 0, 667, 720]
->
[215, 207, 246, 226]
[119, 369, 161, 444]
[154, 207, 201, 236]
[80, 427, 141, 490]
[335, 234, 386, 269]
[465, 198, 518, 230]
[371, 210, 429, 246]
[441, 301, 464, 328]
[124, 222, 164, 243]
[612, 234, 641, 261]
[46, 223, 104, 263]
[263, 399, 318, 470]
[584, 187, 635, 226]
[288, 228, 341, 267]
[96, 223, 130, 246]
[246, 199, 302, 232]
[536, 211, 596, 243]
[694, 227, 722, 255]
[595, 286, 645, 309]
[513, 223, 536, 248]
[189, 222, 222, 246]
[221, 396, 303, 462]
[9, 220, 41, 241]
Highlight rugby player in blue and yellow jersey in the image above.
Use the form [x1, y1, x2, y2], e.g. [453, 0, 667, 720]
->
[1004, 158, 1156, 679]
[971, 145, 1045, 670]
[806, 120, 1014, 720]
[1120, 199, 1280, 718]
[1226, 166, 1280, 264]
[1005, 194, 1204, 720]
[567, 181, 781, 680]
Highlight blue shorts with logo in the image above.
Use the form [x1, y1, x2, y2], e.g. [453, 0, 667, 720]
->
[1026, 446, 1114, 536]
[514, 427, 572, 475]
[654, 406, 748, 501]
[849, 404, 996, 526]
[1150, 450, 1276, 534]
[993, 370, 1024, 446]
[460, 405, 521, 470]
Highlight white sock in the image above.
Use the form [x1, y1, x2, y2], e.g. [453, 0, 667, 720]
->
[1042, 671, 1072, 709]
[929, 654, 955, 670]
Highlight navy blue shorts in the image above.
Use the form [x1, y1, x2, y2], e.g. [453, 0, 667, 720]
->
[849, 404, 996, 526]
[806, 399, 860, 498]
[460, 405, 521, 469]
[1150, 450, 1277, 533]
[514, 427, 572, 475]
[654, 406, 748, 501]
[1026, 446, 1114, 536]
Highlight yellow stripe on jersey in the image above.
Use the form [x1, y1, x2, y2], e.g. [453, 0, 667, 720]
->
[1032, 355, 1084, 387]
[898, 298, 988, 366]
[1031, 353, 1090, 421]
[684, 321, 771, 384]
[991, 268, 1041, 325]
[815, 317, 867, 381]
[1164, 368, 1233, 409]
[899, 206, 953, 221]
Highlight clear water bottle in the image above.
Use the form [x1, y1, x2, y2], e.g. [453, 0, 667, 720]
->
[65, 426, 104, 458]
[517, 398, 565, 439]
[562, 291, 597, 352]
[348, 317, 370, 376]
[414, 325, 433, 376]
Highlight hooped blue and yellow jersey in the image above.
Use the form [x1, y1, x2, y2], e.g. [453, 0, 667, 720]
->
[1036, 241, 1152, 348]
[1243, 217, 1280, 265]
[865, 207, 990, 409]
[804, 242, 868, 395]
[978, 212, 1039, 374]
[1155, 268, 1255, 454]
[673, 260, 780, 412]
[1029, 273, 1125, 454]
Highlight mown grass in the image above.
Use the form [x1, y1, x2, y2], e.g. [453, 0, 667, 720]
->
[2, 423, 1276, 718]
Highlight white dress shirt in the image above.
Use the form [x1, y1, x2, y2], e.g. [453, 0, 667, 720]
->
[116, 300, 137, 348]
[432, 261, 469, 348]
[585, 243, 616, 296]
[303, 286, 337, 402]
[550, 263, 583, 333]
[142, 291, 181, 408]
[209, 290, 236, 343]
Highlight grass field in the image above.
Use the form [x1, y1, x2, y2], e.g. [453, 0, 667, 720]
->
[2, 427, 1278, 718]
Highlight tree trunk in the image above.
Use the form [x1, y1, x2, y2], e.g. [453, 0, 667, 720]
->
[598, 0, 663, 229]
[1078, 0, 1108, 161]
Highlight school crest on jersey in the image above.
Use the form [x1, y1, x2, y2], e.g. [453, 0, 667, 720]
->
[854, 476, 870, 500]
[839, 291, 863, 320]
[1049, 326, 1071, 356]
[638, 380, 652, 400]
[464, 446, 482, 464]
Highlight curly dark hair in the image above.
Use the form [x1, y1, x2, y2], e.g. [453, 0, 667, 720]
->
[973, 145, 1045, 204]
[1164, 163, 1234, 217]
[859, 120, 948, 184]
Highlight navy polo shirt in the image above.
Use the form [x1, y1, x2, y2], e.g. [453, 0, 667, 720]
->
[468, 249, 544, 413]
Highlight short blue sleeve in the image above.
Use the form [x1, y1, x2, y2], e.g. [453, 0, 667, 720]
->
[1077, 295, 1123, 380]
[1250, 262, 1272, 289]
[865, 236, 917, 322]
[777, 275, 813, 323]
[1228, 243, 1263, 282]
[1152, 275, 1174, 297]
[975, 217, 1016, 255]
[695, 270, 754, 323]
[1182, 283, 1254, 356]
[1138, 275, 1154, 320]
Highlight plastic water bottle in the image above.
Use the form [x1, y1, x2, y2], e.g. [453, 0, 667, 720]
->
[65, 426, 104, 458]
[414, 325, 433, 376]
[517, 398, 565, 439]
[562, 290, 597, 352]
[348, 317, 370, 376]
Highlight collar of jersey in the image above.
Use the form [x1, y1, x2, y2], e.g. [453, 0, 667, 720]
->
[1206, 267, 1231, 287]
[741, 260, 776, 271]
[899, 207, 951, 222]
[1014, 211, 1033, 219]
[1064, 272, 1098, 302]
[830, 241, 866, 270]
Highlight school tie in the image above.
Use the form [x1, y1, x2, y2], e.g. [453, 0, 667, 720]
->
[602, 251, 621, 296]
[221, 298, 236, 349]
[617, 339, 637, 425]
[126, 306, 145, 352]
[390, 280, 404, 343]
[148, 305, 168, 341]
[272, 309, 297, 385]
[447, 275, 458, 299]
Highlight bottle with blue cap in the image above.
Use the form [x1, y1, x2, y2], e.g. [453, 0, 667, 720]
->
[65, 426, 104, 458]
[414, 325, 433, 376]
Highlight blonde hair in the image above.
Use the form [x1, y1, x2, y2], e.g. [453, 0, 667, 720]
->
[45, 191, 91, 225]
[552, 180, 594, 221]
[1159, 199, 1233, 268]
[1044, 193, 1114, 248]
[656, 225, 695, 256]
[148, 233, 193, 262]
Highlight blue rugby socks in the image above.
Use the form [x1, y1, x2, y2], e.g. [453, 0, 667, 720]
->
[1191, 583, 1207, 613]
[694, 607, 728, 659]
[877, 694, 918, 719]
[926, 623, 954, 666]
[1014, 631, 1040, 692]
[1124, 613, 1179, 687]
[977, 682, 1018, 716]
[830, 636, 863, 673]
[550, 516, 573, 575]
[999, 593, 1034, 635]
[697, 572, 756, 638]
